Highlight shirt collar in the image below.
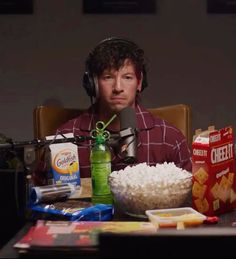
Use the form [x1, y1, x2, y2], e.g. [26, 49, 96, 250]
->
[79, 103, 155, 132]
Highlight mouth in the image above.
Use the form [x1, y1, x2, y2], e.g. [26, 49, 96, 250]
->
[110, 97, 126, 102]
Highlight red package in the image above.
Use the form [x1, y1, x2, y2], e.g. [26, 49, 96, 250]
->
[192, 126, 236, 216]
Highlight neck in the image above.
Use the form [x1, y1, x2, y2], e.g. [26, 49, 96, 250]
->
[98, 109, 120, 131]
[93, 101, 138, 131]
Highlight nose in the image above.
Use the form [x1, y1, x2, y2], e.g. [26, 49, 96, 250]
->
[113, 77, 123, 93]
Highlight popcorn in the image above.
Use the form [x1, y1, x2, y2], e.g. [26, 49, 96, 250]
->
[109, 162, 192, 216]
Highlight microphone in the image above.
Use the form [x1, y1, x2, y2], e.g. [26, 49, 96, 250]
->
[119, 106, 137, 164]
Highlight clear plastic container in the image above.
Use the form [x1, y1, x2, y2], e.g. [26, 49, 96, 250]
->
[145, 207, 207, 228]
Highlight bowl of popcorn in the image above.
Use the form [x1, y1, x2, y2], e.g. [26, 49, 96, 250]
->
[109, 162, 192, 218]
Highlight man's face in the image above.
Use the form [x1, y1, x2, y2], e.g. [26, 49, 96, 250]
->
[97, 60, 142, 113]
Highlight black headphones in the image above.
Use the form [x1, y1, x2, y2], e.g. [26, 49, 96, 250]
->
[82, 37, 148, 98]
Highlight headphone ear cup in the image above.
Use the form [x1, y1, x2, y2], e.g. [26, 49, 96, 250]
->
[140, 67, 148, 91]
[83, 71, 96, 97]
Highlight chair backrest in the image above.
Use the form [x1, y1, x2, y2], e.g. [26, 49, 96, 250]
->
[147, 104, 192, 144]
[33, 104, 192, 144]
[33, 106, 83, 139]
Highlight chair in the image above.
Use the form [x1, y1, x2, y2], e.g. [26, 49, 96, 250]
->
[33, 104, 192, 144]
[33, 106, 83, 140]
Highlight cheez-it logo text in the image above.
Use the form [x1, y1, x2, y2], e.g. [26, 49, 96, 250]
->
[211, 143, 234, 164]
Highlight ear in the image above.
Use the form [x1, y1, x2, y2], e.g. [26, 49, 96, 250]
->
[137, 72, 143, 92]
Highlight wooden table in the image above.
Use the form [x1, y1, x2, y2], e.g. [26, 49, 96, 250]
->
[1, 207, 236, 259]
[100, 209, 236, 258]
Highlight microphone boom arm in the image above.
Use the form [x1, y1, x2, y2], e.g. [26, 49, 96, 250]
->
[0, 135, 93, 150]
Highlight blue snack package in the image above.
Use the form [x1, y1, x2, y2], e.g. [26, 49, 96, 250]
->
[30, 203, 114, 221]
[70, 204, 114, 221]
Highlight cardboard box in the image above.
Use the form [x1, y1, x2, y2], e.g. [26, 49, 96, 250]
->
[46, 133, 81, 198]
[192, 126, 236, 216]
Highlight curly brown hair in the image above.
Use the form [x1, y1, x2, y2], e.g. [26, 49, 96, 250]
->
[85, 37, 148, 90]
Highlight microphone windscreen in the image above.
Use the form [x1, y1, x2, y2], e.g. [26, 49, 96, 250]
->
[120, 107, 137, 130]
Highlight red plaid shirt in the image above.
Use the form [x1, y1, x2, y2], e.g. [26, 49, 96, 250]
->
[57, 104, 192, 177]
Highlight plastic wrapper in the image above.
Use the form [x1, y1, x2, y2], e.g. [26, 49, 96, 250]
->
[30, 183, 77, 204]
[29, 200, 114, 221]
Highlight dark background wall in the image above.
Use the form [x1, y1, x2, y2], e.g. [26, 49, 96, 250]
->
[0, 0, 236, 141]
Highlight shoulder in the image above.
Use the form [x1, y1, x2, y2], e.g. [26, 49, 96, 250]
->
[152, 116, 188, 149]
[136, 104, 187, 144]
[56, 109, 93, 134]
[157, 119, 185, 140]
[136, 104, 181, 132]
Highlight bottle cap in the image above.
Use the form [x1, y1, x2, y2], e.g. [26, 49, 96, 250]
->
[95, 135, 106, 144]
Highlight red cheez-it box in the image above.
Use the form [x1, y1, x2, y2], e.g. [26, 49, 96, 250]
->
[192, 126, 236, 216]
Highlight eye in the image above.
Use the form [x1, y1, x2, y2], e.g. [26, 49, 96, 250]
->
[103, 75, 113, 80]
[124, 75, 133, 80]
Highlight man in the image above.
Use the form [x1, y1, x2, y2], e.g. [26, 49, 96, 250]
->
[57, 37, 192, 177]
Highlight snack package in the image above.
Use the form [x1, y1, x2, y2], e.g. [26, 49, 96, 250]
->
[192, 126, 236, 216]
[46, 133, 81, 198]
[30, 183, 77, 205]
[30, 201, 114, 221]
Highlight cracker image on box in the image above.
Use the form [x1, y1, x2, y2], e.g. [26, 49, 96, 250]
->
[230, 189, 236, 203]
[211, 182, 220, 199]
[228, 172, 234, 185]
[192, 181, 207, 199]
[194, 167, 209, 185]
[194, 198, 209, 213]
[217, 175, 231, 203]
[213, 199, 220, 211]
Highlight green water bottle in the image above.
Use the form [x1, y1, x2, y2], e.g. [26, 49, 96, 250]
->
[90, 135, 113, 205]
